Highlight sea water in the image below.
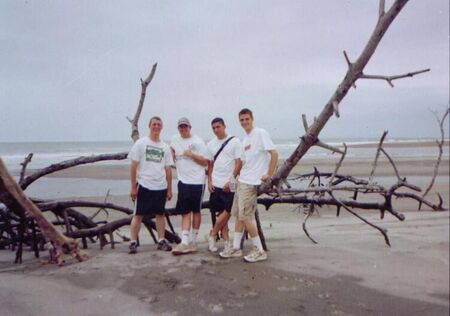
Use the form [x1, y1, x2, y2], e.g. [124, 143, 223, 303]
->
[0, 138, 447, 199]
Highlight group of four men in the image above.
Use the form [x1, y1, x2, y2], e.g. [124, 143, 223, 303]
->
[127, 108, 278, 263]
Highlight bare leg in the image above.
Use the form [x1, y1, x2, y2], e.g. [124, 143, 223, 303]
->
[234, 218, 245, 234]
[181, 213, 192, 231]
[243, 218, 258, 238]
[130, 215, 143, 241]
[155, 214, 165, 240]
[192, 212, 201, 230]
[211, 211, 231, 239]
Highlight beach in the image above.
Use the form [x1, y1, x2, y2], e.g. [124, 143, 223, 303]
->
[0, 142, 449, 315]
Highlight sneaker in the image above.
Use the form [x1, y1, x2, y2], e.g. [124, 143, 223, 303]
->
[205, 233, 218, 252]
[243, 247, 267, 263]
[223, 240, 232, 252]
[129, 242, 137, 254]
[172, 243, 192, 256]
[189, 242, 198, 252]
[219, 247, 242, 259]
[157, 239, 172, 252]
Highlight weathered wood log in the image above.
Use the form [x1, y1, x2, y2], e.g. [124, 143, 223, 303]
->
[0, 159, 88, 265]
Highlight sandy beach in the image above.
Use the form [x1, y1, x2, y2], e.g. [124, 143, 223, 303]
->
[1, 145, 449, 315]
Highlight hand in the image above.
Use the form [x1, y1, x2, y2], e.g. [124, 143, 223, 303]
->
[261, 174, 271, 182]
[183, 149, 193, 158]
[223, 181, 230, 192]
[208, 181, 215, 193]
[166, 189, 172, 201]
[130, 187, 138, 201]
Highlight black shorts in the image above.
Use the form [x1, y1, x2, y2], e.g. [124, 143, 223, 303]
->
[134, 185, 167, 216]
[176, 181, 205, 214]
[209, 187, 234, 213]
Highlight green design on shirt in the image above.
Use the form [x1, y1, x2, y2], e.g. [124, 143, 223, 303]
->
[145, 145, 164, 162]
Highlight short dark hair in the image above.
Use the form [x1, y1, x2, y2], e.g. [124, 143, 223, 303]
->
[211, 117, 225, 126]
[238, 108, 253, 119]
[149, 116, 162, 125]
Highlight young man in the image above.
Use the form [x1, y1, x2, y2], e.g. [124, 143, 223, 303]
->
[128, 116, 173, 254]
[220, 108, 278, 263]
[205, 117, 242, 252]
[170, 117, 208, 255]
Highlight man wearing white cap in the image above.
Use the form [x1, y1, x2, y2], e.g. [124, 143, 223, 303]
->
[170, 117, 208, 255]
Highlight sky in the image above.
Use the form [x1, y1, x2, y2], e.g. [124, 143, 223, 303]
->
[0, 0, 448, 142]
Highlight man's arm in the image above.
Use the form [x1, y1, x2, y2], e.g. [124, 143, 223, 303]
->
[233, 158, 243, 178]
[261, 150, 278, 181]
[183, 149, 208, 167]
[130, 160, 138, 200]
[165, 166, 172, 201]
[207, 160, 215, 193]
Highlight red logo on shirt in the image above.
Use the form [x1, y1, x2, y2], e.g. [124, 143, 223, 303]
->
[244, 144, 251, 151]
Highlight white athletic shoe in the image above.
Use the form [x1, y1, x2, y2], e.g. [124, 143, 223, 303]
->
[205, 233, 218, 252]
[219, 247, 242, 259]
[172, 243, 192, 255]
[243, 247, 267, 263]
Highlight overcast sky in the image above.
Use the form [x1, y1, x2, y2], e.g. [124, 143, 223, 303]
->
[1, 1, 448, 142]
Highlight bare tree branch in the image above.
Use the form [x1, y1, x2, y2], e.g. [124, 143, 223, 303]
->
[20, 153, 127, 190]
[380, 148, 401, 182]
[129, 63, 158, 142]
[302, 203, 318, 244]
[328, 192, 391, 246]
[315, 140, 344, 154]
[379, 0, 386, 18]
[302, 114, 309, 132]
[422, 106, 450, 200]
[19, 153, 33, 184]
[360, 68, 430, 87]
[260, 0, 417, 193]
[328, 144, 347, 186]
[369, 130, 388, 182]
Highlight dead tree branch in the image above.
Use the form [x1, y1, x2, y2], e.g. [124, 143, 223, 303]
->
[328, 191, 391, 246]
[369, 130, 388, 182]
[19, 154, 33, 183]
[421, 107, 449, 200]
[260, 0, 429, 193]
[360, 69, 430, 88]
[0, 159, 88, 265]
[127, 63, 158, 142]
[328, 143, 347, 186]
[20, 153, 127, 190]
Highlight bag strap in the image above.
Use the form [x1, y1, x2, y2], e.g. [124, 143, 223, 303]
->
[213, 136, 235, 162]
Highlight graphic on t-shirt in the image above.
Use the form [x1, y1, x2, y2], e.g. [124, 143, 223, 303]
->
[145, 145, 164, 162]
[244, 144, 251, 151]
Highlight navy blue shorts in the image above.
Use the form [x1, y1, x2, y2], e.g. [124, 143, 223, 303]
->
[209, 187, 234, 213]
[176, 181, 205, 214]
[134, 185, 167, 216]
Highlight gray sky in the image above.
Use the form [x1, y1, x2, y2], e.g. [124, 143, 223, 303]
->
[1, 0, 448, 142]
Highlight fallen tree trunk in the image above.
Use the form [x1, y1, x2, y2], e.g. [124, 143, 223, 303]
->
[0, 159, 88, 265]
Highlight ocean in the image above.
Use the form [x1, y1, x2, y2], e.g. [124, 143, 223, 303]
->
[1, 138, 447, 171]
[1, 139, 447, 199]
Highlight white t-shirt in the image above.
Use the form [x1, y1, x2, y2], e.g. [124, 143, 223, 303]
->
[128, 137, 174, 190]
[206, 136, 243, 188]
[170, 134, 207, 185]
[239, 127, 276, 186]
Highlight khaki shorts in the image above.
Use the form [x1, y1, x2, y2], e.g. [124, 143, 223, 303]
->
[231, 182, 257, 220]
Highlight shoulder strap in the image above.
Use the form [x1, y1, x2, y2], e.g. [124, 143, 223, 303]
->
[213, 136, 235, 162]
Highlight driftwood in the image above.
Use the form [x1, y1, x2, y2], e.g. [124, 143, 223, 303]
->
[0, 159, 88, 265]
[0, 0, 447, 263]
[259, 0, 430, 193]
